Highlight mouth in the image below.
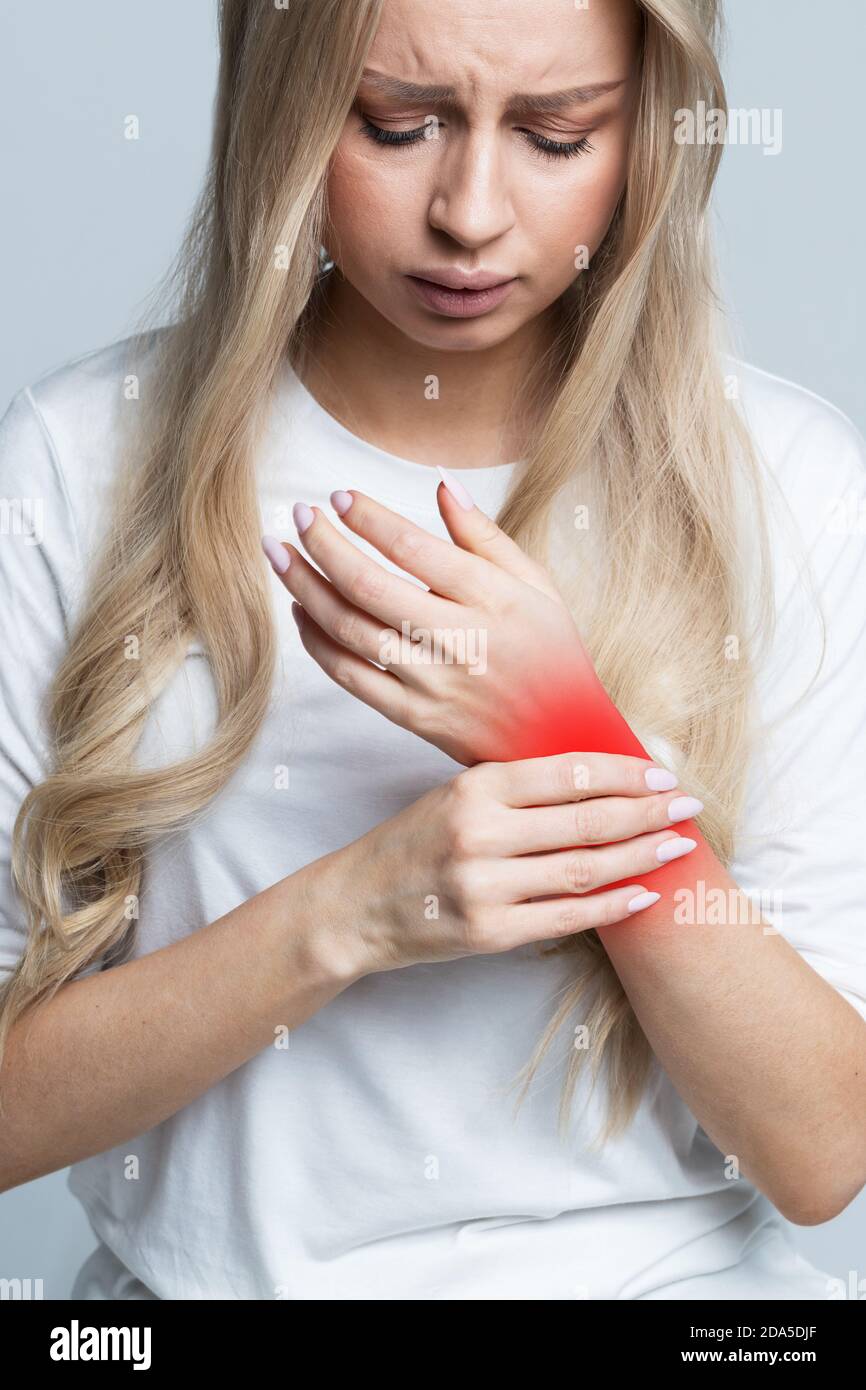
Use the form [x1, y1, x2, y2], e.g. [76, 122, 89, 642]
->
[405, 272, 518, 319]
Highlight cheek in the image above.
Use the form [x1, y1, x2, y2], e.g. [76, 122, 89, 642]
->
[324, 148, 417, 269]
[528, 151, 628, 281]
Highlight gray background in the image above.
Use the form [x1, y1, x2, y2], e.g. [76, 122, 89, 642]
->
[1, 0, 863, 1298]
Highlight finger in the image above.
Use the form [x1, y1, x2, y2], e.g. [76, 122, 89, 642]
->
[498, 829, 697, 901]
[480, 750, 681, 809]
[497, 790, 703, 856]
[493, 884, 660, 951]
[291, 602, 419, 729]
[274, 542, 392, 669]
[436, 468, 560, 597]
[292, 503, 449, 630]
[328, 488, 500, 606]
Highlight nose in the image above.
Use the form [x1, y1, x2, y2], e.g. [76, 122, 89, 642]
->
[426, 126, 516, 249]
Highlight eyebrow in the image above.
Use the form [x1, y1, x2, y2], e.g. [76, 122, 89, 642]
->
[359, 68, 627, 118]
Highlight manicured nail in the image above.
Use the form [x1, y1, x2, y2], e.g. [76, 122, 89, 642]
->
[436, 465, 475, 511]
[331, 490, 354, 516]
[290, 601, 304, 632]
[667, 795, 704, 823]
[261, 534, 291, 574]
[645, 766, 679, 791]
[293, 502, 315, 534]
[627, 890, 661, 913]
[656, 836, 697, 864]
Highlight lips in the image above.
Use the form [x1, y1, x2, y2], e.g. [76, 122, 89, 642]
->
[409, 268, 515, 292]
[405, 274, 518, 318]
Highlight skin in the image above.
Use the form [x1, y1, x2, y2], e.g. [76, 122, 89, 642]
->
[263, 0, 866, 1225]
[268, 491, 866, 1225]
[0, 753, 665, 1192]
[7, 0, 862, 1234]
[304, 0, 641, 467]
[0, 0, 663, 1204]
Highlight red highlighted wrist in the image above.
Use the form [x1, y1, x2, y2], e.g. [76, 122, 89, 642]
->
[508, 661, 709, 903]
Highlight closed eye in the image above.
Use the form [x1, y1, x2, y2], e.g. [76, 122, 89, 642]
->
[358, 119, 595, 162]
[527, 131, 595, 161]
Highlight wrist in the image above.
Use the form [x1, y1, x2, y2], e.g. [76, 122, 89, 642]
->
[514, 649, 646, 761]
[288, 853, 375, 989]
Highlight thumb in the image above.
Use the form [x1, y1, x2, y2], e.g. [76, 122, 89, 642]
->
[436, 465, 555, 593]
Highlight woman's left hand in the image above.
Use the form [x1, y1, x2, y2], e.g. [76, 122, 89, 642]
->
[264, 475, 598, 766]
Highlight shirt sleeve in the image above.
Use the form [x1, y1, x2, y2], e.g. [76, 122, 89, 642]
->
[729, 402, 866, 1023]
[0, 387, 98, 984]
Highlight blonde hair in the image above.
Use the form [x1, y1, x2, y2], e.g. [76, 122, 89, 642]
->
[1, 0, 777, 1143]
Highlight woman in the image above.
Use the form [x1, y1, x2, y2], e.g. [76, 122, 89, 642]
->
[1, 0, 864, 1301]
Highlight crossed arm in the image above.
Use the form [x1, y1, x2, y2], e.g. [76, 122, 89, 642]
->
[261, 479, 866, 1224]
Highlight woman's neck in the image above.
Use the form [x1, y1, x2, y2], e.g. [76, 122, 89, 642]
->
[291, 271, 563, 469]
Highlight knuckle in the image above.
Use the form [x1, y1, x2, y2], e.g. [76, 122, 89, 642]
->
[600, 893, 632, 927]
[443, 770, 496, 856]
[645, 796, 671, 832]
[633, 761, 654, 795]
[443, 799, 480, 859]
[646, 833, 674, 865]
[331, 656, 358, 692]
[554, 903, 586, 937]
[562, 754, 593, 797]
[445, 857, 479, 906]
[348, 565, 386, 608]
[332, 609, 361, 649]
[450, 820, 481, 860]
[475, 513, 502, 547]
[573, 800, 608, 843]
[389, 527, 427, 569]
[563, 850, 595, 893]
[462, 907, 496, 954]
[450, 766, 486, 808]
[458, 761, 488, 794]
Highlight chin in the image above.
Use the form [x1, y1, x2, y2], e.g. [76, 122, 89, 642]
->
[402, 319, 520, 352]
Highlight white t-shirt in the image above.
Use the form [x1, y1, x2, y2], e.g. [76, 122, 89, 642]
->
[1, 334, 864, 1301]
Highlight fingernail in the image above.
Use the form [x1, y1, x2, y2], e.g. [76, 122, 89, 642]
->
[668, 796, 704, 823]
[645, 767, 679, 791]
[331, 490, 354, 516]
[627, 890, 661, 913]
[656, 836, 697, 864]
[436, 465, 474, 511]
[291, 602, 304, 632]
[293, 502, 315, 534]
[261, 534, 291, 574]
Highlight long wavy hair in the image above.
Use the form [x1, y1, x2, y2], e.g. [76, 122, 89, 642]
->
[1, 0, 782, 1143]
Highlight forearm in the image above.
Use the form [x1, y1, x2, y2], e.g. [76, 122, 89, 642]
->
[523, 658, 866, 1220]
[0, 865, 359, 1192]
[599, 883, 866, 1222]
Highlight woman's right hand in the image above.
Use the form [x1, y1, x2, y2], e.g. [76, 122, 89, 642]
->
[304, 751, 701, 977]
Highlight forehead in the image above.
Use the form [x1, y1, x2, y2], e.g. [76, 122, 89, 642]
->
[365, 0, 642, 102]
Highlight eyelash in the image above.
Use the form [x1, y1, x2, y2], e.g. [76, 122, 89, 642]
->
[358, 119, 594, 162]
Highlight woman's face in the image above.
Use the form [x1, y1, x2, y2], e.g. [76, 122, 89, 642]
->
[323, 0, 642, 353]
